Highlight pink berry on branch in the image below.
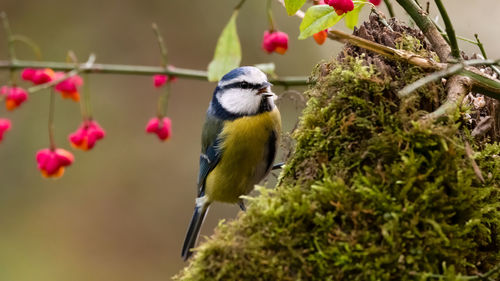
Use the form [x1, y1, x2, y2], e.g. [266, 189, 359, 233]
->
[68, 120, 106, 151]
[54, 73, 84, 102]
[0, 118, 12, 143]
[262, 30, 289, 55]
[36, 148, 74, 178]
[21, 68, 55, 85]
[1, 86, 28, 111]
[146, 117, 172, 141]
[326, 0, 354, 15]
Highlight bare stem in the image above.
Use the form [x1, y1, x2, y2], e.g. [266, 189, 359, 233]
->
[157, 83, 171, 118]
[383, 0, 395, 18]
[434, 0, 459, 59]
[267, 0, 276, 31]
[1, 12, 16, 61]
[474, 34, 488, 60]
[152, 23, 168, 68]
[10, 34, 42, 60]
[1, 11, 17, 86]
[0, 60, 309, 86]
[475, 33, 500, 77]
[48, 89, 56, 150]
[234, 0, 247, 10]
[84, 73, 92, 119]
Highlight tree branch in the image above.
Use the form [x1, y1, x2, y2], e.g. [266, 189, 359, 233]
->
[0, 60, 310, 86]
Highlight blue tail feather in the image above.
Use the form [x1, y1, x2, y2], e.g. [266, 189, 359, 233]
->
[181, 201, 210, 261]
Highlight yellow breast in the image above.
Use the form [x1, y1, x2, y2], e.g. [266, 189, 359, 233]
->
[205, 108, 281, 203]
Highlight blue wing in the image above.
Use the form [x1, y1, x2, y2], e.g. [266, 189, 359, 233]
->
[197, 114, 225, 196]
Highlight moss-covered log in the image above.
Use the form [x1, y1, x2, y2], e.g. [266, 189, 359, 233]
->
[175, 17, 500, 281]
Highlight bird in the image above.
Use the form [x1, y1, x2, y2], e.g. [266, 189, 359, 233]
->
[181, 66, 282, 261]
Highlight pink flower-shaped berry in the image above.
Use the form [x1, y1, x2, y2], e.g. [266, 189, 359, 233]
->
[21, 68, 55, 85]
[54, 73, 83, 102]
[153, 74, 177, 88]
[0, 118, 12, 143]
[153, 75, 168, 88]
[369, 0, 382, 5]
[262, 30, 289, 55]
[146, 117, 172, 141]
[1, 86, 28, 111]
[326, 0, 354, 15]
[36, 148, 74, 178]
[69, 120, 106, 151]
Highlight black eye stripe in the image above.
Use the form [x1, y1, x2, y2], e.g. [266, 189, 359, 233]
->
[221, 81, 264, 91]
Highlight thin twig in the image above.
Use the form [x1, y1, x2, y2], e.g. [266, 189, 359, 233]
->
[0, 12, 16, 61]
[464, 140, 485, 183]
[10, 34, 42, 60]
[0, 60, 309, 86]
[370, 7, 393, 31]
[474, 34, 488, 60]
[475, 34, 500, 77]
[152, 23, 168, 68]
[383, 0, 395, 18]
[398, 59, 500, 97]
[398, 63, 463, 97]
[434, 0, 459, 59]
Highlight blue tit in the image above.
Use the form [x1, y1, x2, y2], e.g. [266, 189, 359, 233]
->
[181, 66, 282, 260]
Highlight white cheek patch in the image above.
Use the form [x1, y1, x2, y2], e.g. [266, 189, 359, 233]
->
[218, 89, 262, 115]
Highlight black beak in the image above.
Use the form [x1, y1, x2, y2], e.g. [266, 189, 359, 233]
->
[257, 82, 272, 96]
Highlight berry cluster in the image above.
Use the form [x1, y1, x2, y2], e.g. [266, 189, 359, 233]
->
[1, 67, 177, 179]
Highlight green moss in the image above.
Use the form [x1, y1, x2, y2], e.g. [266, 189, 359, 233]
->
[175, 45, 500, 280]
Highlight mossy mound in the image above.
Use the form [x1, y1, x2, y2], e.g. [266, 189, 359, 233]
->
[175, 21, 500, 281]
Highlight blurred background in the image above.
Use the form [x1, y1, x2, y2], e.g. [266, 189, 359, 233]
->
[0, 1, 498, 280]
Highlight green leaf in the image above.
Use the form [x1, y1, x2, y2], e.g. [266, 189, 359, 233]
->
[299, 5, 343, 40]
[207, 11, 241, 82]
[344, 3, 365, 29]
[284, 0, 307, 16]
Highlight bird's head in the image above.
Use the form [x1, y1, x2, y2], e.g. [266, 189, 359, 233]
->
[210, 66, 277, 119]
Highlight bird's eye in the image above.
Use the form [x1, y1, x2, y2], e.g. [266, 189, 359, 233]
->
[240, 82, 249, 89]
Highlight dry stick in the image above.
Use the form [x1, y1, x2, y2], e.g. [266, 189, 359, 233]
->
[327, 29, 445, 70]
[425, 75, 472, 119]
